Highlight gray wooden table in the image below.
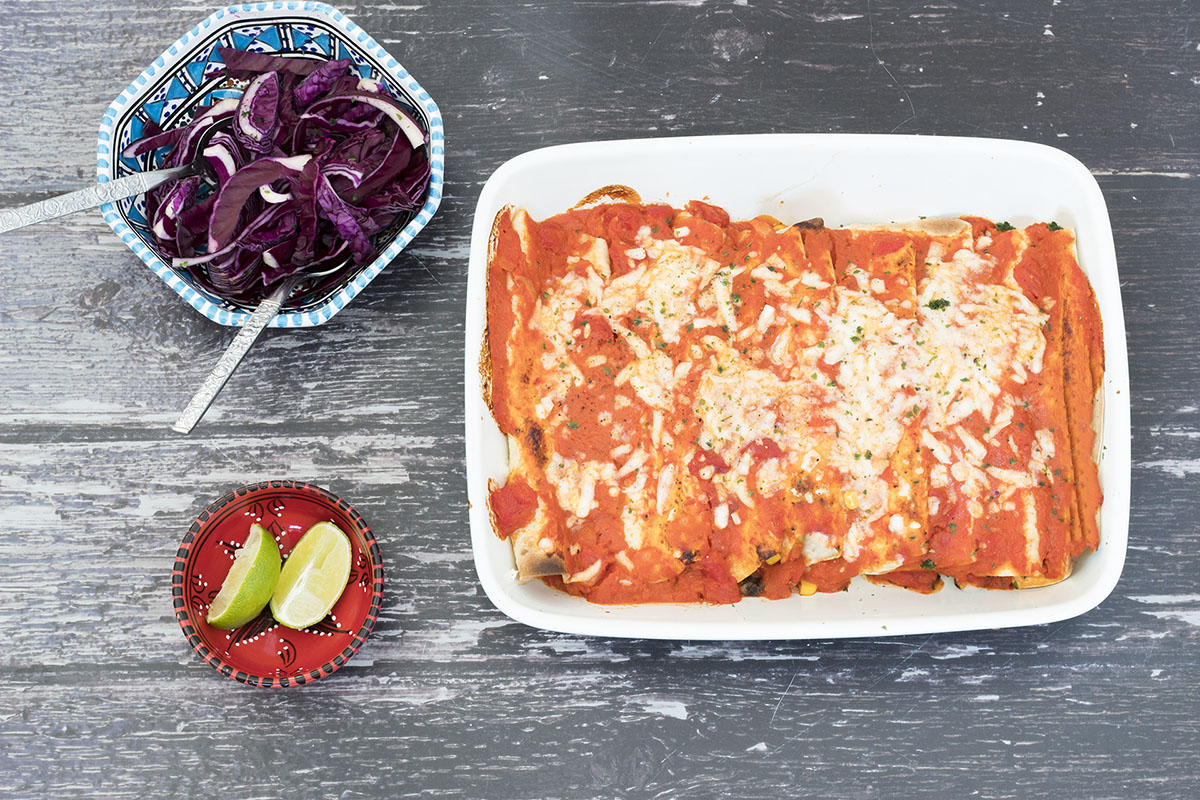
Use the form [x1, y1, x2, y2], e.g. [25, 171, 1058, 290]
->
[1, 1, 1197, 797]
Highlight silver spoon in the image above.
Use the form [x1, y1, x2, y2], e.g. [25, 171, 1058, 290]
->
[0, 124, 226, 234]
[0, 166, 196, 233]
[170, 262, 348, 435]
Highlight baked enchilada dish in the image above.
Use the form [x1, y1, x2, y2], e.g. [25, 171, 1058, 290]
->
[483, 192, 1104, 604]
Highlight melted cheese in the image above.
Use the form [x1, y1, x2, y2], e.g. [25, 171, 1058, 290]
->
[536, 225, 1050, 554]
[489, 204, 1095, 600]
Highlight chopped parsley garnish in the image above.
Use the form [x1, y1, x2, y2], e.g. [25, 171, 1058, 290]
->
[995, 221, 1015, 232]
[925, 298, 950, 310]
[565, 421, 579, 429]
[1048, 221, 1064, 231]
[920, 559, 936, 570]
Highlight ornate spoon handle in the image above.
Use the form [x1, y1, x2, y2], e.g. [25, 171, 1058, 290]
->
[170, 278, 295, 435]
[0, 167, 189, 233]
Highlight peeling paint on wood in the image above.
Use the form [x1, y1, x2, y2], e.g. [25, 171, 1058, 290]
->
[1, 1, 1199, 798]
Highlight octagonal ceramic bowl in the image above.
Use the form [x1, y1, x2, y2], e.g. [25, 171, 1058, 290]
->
[95, 2, 445, 327]
[174, 480, 385, 687]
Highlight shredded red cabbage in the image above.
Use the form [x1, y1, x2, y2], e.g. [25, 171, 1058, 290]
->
[123, 47, 432, 304]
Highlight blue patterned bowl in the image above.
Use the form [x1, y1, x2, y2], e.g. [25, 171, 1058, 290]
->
[95, 2, 445, 327]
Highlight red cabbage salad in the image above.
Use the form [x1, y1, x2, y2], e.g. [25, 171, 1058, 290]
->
[122, 47, 432, 305]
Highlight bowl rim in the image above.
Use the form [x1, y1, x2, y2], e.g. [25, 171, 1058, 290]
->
[95, 1, 445, 328]
[172, 479, 384, 687]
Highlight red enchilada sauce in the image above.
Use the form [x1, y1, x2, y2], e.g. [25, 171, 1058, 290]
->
[486, 201, 1103, 604]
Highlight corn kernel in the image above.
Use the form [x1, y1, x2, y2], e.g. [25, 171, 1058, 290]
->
[843, 492, 858, 510]
[799, 580, 817, 596]
[765, 554, 781, 565]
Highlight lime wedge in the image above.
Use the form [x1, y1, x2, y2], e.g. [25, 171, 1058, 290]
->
[206, 523, 282, 630]
[269, 521, 353, 630]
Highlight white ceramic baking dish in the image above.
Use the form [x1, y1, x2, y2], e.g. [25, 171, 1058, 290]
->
[463, 134, 1129, 640]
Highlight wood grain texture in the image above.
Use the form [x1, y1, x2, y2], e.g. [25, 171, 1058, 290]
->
[1, 0, 1199, 797]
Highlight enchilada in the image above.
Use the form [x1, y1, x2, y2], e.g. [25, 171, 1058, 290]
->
[484, 195, 1104, 604]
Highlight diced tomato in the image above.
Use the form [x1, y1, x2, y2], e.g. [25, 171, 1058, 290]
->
[684, 200, 731, 228]
[677, 217, 726, 252]
[489, 482, 538, 537]
[803, 559, 855, 593]
[535, 222, 570, 263]
[599, 206, 642, 245]
[584, 315, 614, 343]
[688, 449, 730, 477]
[760, 559, 807, 600]
[743, 437, 784, 460]
[698, 557, 742, 604]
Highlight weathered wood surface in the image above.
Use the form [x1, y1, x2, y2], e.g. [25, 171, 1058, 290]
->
[1, 1, 1198, 797]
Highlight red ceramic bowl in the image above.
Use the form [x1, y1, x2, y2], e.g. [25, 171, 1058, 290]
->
[173, 480, 384, 687]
